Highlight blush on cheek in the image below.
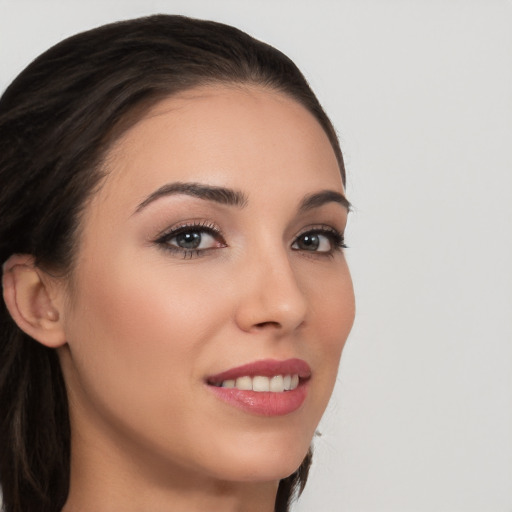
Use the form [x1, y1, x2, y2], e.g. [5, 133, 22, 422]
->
[71, 253, 226, 392]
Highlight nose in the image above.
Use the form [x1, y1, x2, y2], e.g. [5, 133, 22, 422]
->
[233, 247, 308, 334]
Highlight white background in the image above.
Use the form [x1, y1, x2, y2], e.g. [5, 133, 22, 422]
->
[1, 1, 511, 510]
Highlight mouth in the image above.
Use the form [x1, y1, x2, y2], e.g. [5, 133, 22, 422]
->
[209, 374, 301, 392]
[205, 358, 311, 416]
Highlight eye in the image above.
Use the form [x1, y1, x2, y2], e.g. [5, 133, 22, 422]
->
[291, 227, 345, 254]
[155, 222, 226, 257]
[171, 230, 216, 250]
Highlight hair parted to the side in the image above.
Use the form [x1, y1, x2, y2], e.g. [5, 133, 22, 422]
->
[0, 14, 345, 512]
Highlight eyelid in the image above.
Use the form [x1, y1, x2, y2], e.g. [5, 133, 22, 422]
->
[151, 220, 346, 260]
[294, 224, 345, 243]
[152, 220, 227, 259]
[154, 220, 224, 244]
[294, 223, 342, 238]
[292, 224, 347, 252]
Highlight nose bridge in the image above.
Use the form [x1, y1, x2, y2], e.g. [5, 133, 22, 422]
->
[234, 236, 308, 333]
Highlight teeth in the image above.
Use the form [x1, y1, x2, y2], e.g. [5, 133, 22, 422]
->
[253, 376, 270, 392]
[270, 375, 284, 392]
[235, 376, 252, 390]
[221, 374, 300, 392]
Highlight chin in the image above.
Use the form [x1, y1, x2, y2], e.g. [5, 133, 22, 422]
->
[216, 456, 307, 484]
[202, 431, 312, 483]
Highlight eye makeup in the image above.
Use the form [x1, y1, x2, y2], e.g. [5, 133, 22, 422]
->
[292, 224, 346, 255]
[152, 218, 346, 260]
[154, 220, 226, 259]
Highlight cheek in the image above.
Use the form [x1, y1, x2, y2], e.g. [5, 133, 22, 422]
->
[62, 252, 230, 428]
[305, 256, 354, 338]
[301, 261, 355, 410]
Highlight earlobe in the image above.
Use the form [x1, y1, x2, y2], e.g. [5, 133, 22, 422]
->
[2, 254, 67, 348]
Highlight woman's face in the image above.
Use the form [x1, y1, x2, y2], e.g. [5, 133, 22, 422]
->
[58, 85, 355, 486]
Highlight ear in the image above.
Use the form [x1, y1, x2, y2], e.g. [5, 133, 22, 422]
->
[2, 254, 67, 348]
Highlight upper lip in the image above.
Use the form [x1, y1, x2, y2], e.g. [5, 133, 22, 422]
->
[206, 358, 312, 385]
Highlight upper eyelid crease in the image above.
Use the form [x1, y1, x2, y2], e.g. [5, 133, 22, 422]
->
[155, 221, 222, 240]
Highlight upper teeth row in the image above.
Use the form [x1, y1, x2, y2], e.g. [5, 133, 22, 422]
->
[221, 374, 299, 392]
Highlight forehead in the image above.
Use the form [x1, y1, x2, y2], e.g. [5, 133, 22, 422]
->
[95, 85, 344, 213]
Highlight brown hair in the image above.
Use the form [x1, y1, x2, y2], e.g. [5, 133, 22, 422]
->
[0, 14, 345, 512]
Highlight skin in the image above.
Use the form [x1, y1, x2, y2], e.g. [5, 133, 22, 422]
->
[50, 85, 356, 512]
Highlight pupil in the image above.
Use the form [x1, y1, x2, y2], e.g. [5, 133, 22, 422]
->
[176, 231, 201, 249]
[300, 234, 319, 250]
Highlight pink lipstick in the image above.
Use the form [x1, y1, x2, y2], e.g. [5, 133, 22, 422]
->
[206, 358, 311, 416]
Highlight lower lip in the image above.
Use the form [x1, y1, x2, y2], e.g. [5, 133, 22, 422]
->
[207, 383, 308, 416]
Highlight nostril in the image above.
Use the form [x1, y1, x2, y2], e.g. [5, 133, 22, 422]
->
[254, 321, 281, 329]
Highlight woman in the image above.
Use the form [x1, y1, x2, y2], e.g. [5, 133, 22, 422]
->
[0, 15, 354, 512]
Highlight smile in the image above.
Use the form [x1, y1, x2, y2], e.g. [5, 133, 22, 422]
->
[212, 374, 300, 392]
[206, 358, 311, 416]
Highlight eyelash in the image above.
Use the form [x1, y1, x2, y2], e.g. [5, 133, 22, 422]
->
[155, 221, 225, 259]
[292, 225, 347, 257]
[154, 221, 346, 259]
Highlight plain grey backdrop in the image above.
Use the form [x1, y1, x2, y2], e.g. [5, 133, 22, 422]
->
[1, 1, 511, 510]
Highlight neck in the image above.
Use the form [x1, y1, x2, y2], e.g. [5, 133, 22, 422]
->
[63, 477, 278, 512]
[62, 419, 279, 512]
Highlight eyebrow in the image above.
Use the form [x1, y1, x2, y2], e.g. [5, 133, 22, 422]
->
[134, 182, 248, 213]
[298, 190, 351, 213]
[134, 181, 350, 214]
